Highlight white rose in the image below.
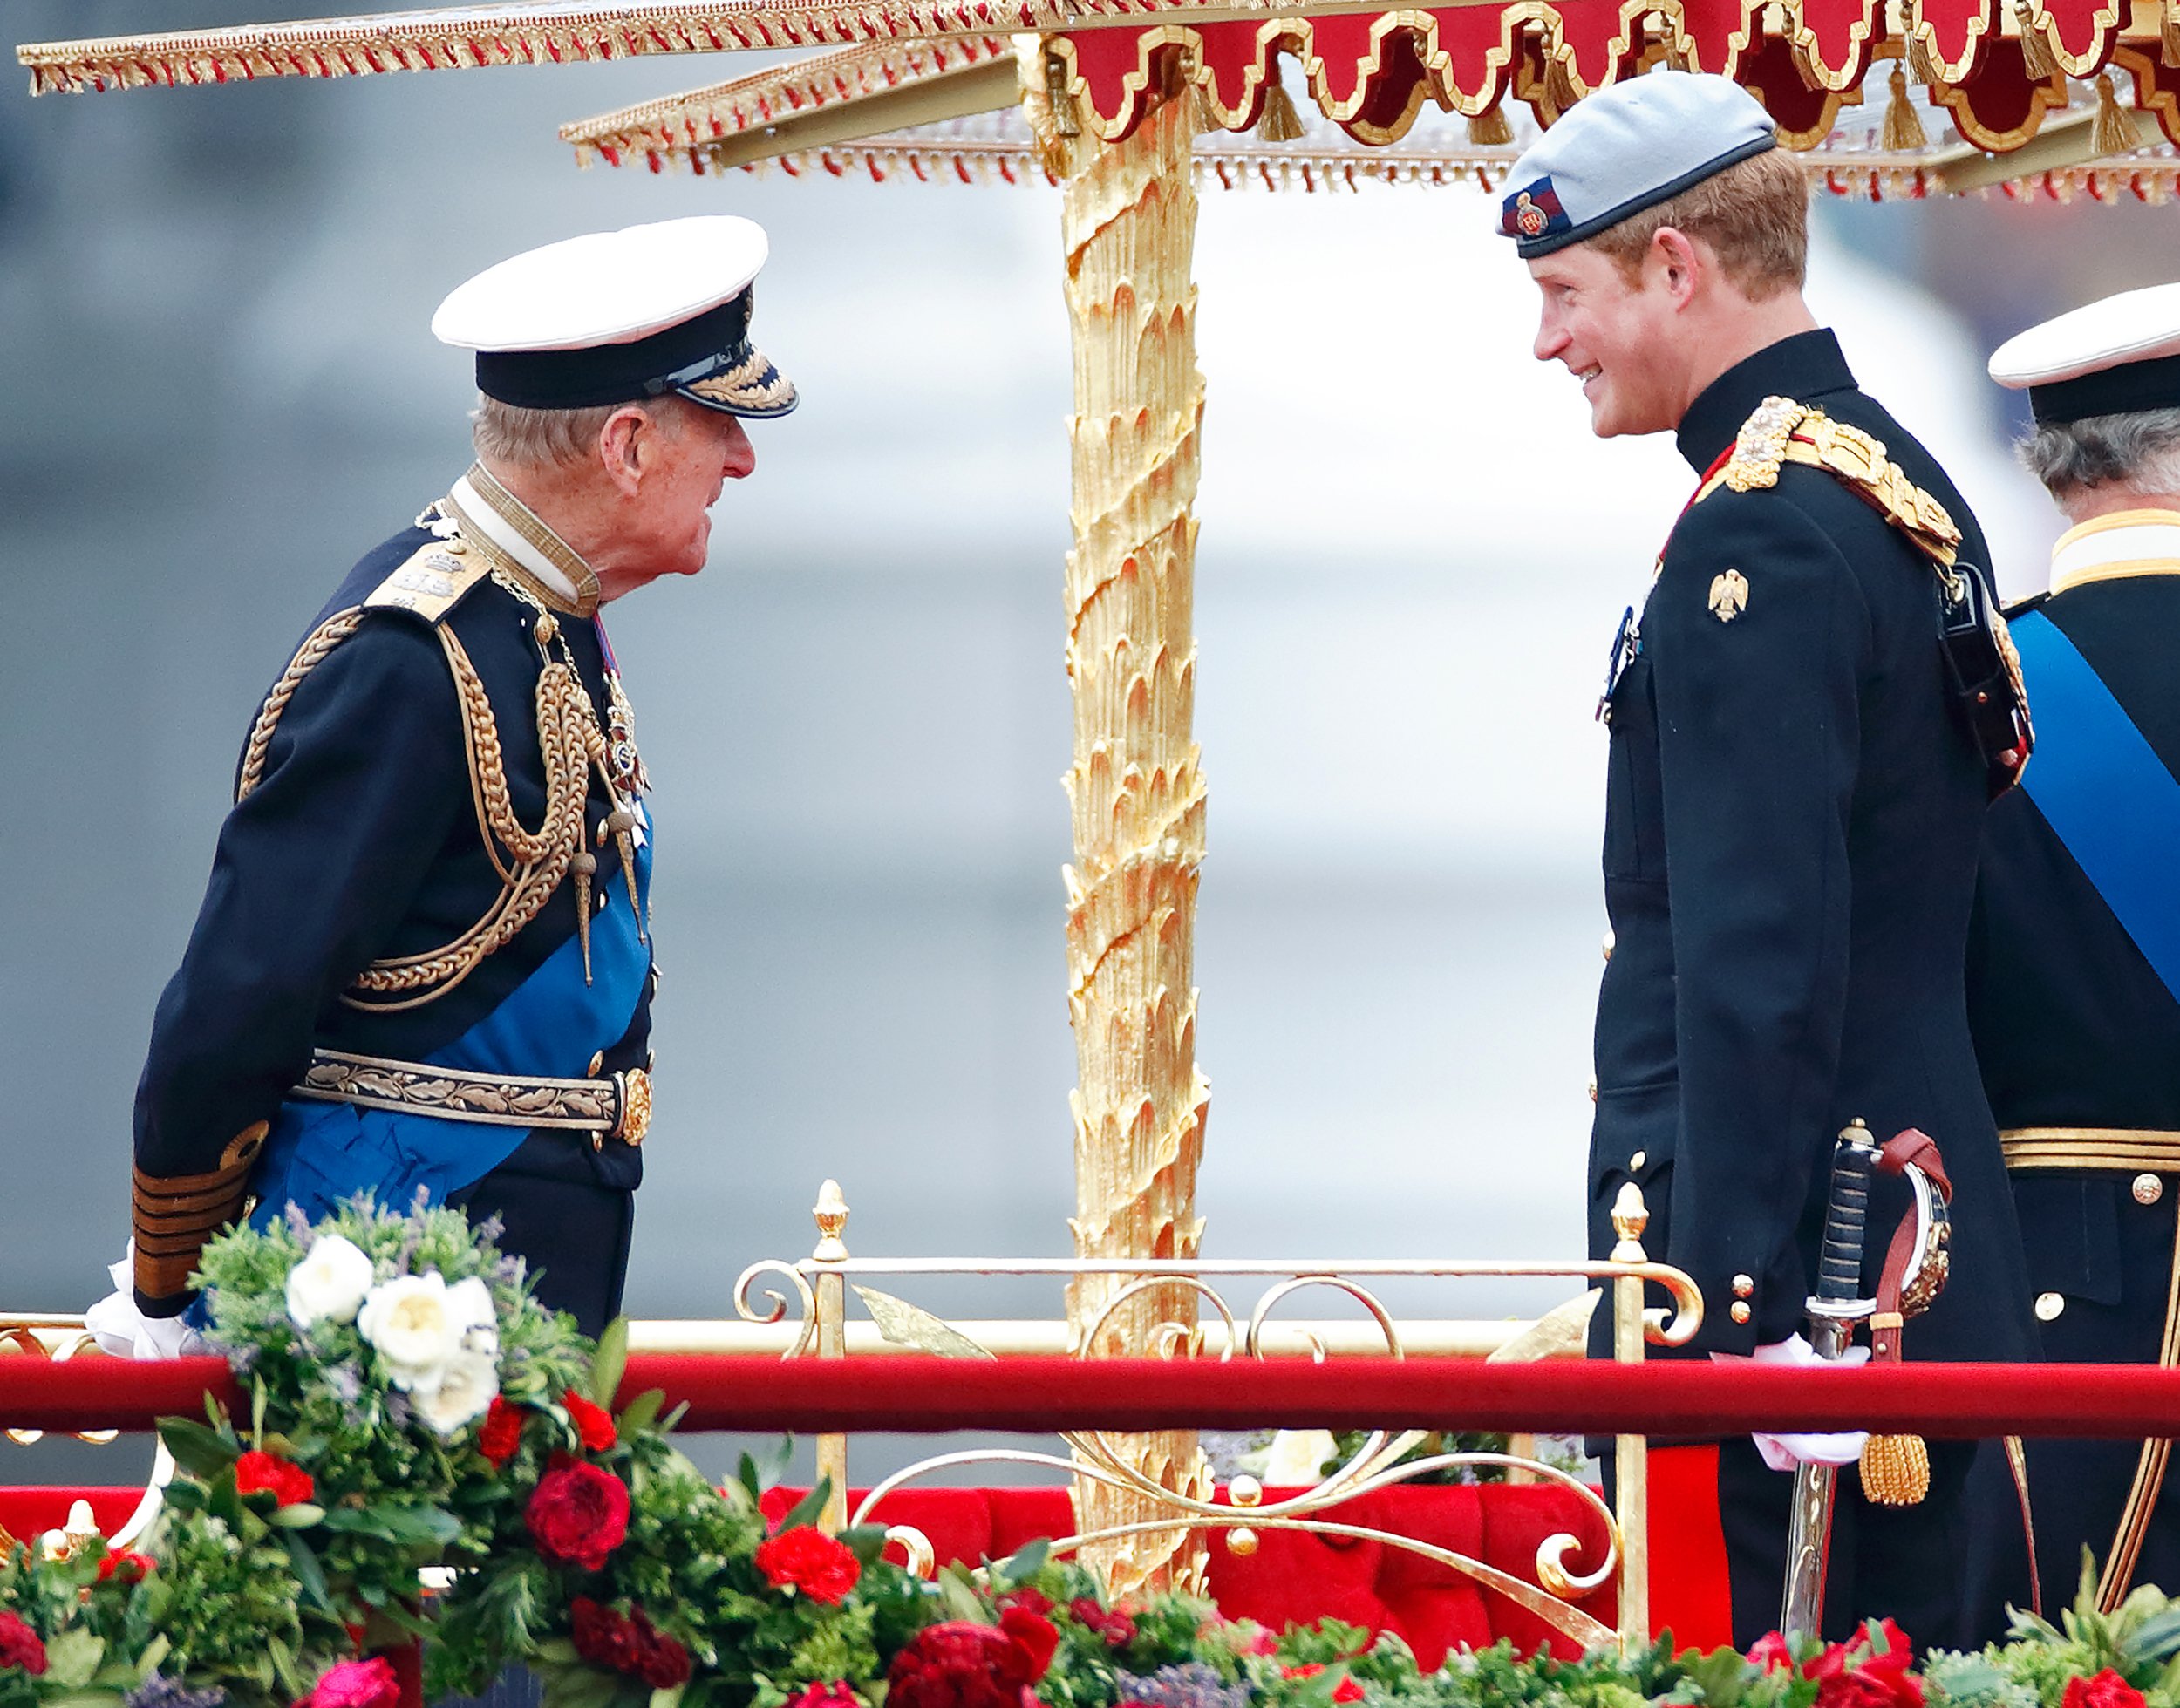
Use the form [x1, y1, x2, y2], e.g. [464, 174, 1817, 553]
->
[1263, 1428, 1339, 1487]
[444, 1275, 496, 1335]
[414, 1346, 500, 1438]
[285, 1235, 377, 1330]
[357, 1273, 461, 1392]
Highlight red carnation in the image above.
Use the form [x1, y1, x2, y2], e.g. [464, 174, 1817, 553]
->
[756, 1525, 862, 1605]
[783, 1684, 861, 1708]
[526, 1459, 630, 1569]
[96, 1548, 154, 1584]
[563, 1392, 617, 1453]
[0, 1611, 45, 1676]
[999, 1607, 1059, 1679]
[2065, 1672, 2149, 1708]
[1069, 1597, 1136, 1647]
[1004, 1588, 1054, 1617]
[235, 1449, 316, 1508]
[570, 1597, 688, 1690]
[1748, 1632, 1795, 1674]
[297, 1657, 399, 1708]
[888, 1616, 1056, 1708]
[479, 1397, 526, 1467]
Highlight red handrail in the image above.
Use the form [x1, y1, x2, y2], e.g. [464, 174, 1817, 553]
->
[4, 1353, 2178, 1439]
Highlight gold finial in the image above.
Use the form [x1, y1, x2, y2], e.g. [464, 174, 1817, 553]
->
[812, 1180, 849, 1262]
[1842, 1117, 1872, 1143]
[1610, 1181, 1649, 1248]
[1226, 1526, 1259, 1557]
[1228, 1474, 1263, 1509]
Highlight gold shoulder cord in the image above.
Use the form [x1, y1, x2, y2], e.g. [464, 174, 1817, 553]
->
[1698, 395, 1967, 595]
[235, 533, 644, 1012]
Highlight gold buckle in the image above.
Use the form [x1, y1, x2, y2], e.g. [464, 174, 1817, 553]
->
[612, 1067, 652, 1146]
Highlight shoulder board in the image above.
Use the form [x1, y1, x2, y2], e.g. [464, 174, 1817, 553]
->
[1700, 395, 1963, 571]
[364, 539, 494, 624]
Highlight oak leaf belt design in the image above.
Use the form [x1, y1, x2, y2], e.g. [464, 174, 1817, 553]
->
[293, 1048, 651, 1147]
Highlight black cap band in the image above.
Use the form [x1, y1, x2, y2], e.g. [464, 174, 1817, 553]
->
[474, 294, 753, 410]
[2029, 351, 2180, 425]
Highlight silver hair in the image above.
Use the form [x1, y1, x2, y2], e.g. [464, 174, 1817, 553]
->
[469, 394, 678, 470]
[2019, 405, 2180, 500]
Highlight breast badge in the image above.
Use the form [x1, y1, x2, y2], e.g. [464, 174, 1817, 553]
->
[1708, 568, 1749, 623]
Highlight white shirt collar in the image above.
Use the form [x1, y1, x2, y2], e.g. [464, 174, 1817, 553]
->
[449, 473, 582, 605]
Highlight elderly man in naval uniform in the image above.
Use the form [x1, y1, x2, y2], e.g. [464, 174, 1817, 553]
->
[1495, 72, 2037, 1646]
[1964, 284, 2180, 1617]
[91, 214, 796, 1350]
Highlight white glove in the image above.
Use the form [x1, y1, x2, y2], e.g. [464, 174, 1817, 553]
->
[1709, 1332, 1869, 1473]
[85, 1246, 211, 1360]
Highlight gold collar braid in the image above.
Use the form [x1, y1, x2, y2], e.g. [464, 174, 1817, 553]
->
[444, 462, 603, 618]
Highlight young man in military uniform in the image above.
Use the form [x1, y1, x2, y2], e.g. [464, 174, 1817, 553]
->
[1965, 285, 2180, 1615]
[1498, 73, 2036, 1646]
[90, 214, 796, 1349]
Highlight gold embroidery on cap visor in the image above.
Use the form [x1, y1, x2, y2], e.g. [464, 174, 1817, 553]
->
[680, 345, 798, 418]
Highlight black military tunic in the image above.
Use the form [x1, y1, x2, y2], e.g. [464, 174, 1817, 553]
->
[133, 486, 655, 1337]
[1591, 329, 2037, 1646]
[1962, 518, 2180, 1613]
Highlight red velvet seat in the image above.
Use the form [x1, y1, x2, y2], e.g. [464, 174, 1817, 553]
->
[760, 1482, 1618, 1665]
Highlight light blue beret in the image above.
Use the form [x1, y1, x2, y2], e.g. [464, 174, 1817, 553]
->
[1495, 71, 1778, 258]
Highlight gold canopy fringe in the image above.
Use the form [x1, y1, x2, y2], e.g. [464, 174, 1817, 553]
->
[729, 129, 2180, 201]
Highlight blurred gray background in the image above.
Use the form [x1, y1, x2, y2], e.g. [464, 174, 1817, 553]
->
[3, 0, 2177, 1486]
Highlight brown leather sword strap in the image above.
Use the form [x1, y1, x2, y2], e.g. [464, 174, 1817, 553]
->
[1869, 1128, 1952, 1363]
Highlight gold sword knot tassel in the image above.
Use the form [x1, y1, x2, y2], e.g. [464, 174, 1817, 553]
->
[599, 805, 644, 942]
[572, 845, 598, 983]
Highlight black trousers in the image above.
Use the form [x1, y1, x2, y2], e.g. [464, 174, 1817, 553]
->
[447, 1128, 639, 1341]
[1629, 1437, 2003, 1651]
[1711, 1435, 1993, 1651]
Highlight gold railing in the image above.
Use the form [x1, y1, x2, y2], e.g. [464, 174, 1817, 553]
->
[1, 1181, 1696, 1653]
[726, 1178, 1698, 1653]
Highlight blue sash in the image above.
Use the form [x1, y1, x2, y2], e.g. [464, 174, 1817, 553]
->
[247, 809, 656, 1228]
[2009, 609, 2180, 1004]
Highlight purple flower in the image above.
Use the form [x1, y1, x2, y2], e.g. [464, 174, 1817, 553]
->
[385, 1390, 412, 1428]
[126, 1675, 228, 1708]
[325, 1362, 362, 1404]
[1115, 1664, 1252, 1708]
[285, 1203, 316, 1245]
[474, 1214, 506, 1246]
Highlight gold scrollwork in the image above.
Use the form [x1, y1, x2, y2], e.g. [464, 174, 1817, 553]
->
[732, 1261, 820, 1360]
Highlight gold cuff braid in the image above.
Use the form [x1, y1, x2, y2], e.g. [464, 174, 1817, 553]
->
[132, 1121, 267, 1302]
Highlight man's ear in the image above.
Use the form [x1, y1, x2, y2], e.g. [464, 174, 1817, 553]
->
[1651, 227, 1703, 307]
[595, 405, 656, 498]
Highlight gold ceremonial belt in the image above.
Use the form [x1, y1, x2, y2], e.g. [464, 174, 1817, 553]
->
[2002, 1127, 2180, 1172]
[293, 1049, 651, 1147]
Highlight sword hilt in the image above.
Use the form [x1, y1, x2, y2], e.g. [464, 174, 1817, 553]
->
[1816, 1120, 1880, 1306]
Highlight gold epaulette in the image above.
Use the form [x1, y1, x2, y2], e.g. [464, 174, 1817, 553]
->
[364, 536, 494, 623]
[1697, 396, 1964, 575]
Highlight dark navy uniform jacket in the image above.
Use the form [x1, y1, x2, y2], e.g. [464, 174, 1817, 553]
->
[1590, 329, 2035, 1364]
[135, 518, 652, 1311]
[1965, 541, 2180, 1599]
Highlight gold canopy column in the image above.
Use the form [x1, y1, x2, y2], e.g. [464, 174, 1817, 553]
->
[1019, 37, 1214, 1596]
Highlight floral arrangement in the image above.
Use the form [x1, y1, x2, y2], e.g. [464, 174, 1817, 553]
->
[4, 1200, 2180, 1708]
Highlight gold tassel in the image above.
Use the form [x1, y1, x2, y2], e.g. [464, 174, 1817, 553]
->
[1860, 1433, 1931, 1506]
[572, 847, 597, 984]
[2093, 71, 2141, 153]
[2163, 1, 2180, 67]
[1882, 65, 1930, 149]
[1544, 51, 1581, 112]
[1468, 103, 1515, 146]
[1043, 48, 1082, 138]
[1257, 78, 1307, 141]
[2015, 0, 2059, 78]
[1906, 30, 1946, 84]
